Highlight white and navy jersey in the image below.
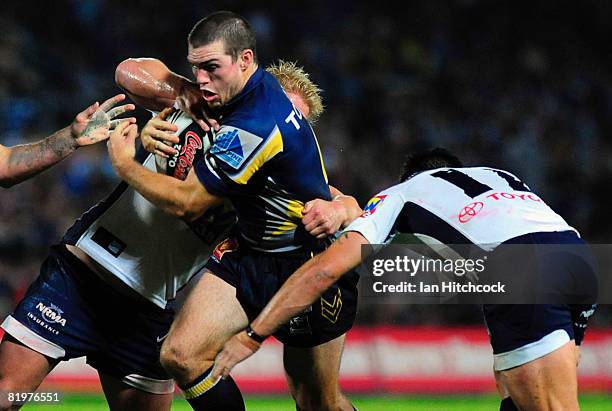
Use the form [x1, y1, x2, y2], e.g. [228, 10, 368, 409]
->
[344, 167, 577, 250]
[62, 111, 236, 308]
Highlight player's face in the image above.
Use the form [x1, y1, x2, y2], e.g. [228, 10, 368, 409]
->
[286, 91, 310, 119]
[188, 40, 246, 109]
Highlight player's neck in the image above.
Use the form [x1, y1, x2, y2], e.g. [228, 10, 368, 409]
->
[238, 64, 258, 92]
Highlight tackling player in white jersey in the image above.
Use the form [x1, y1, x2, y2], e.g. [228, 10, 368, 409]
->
[214, 148, 597, 411]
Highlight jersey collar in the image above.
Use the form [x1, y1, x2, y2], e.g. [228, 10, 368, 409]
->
[220, 66, 265, 115]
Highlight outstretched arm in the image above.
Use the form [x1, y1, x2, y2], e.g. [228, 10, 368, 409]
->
[0, 94, 134, 188]
[211, 231, 370, 379]
[115, 58, 218, 132]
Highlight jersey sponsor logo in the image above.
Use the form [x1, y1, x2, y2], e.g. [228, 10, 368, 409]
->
[173, 131, 204, 180]
[35, 302, 67, 327]
[211, 237, 239, 262]
[486, 192, 541, 202]
[211, 129, 244, 169]
[361, 195, 387, 217]
[458, 201, 484, 223]
[285, 104, 304, 130]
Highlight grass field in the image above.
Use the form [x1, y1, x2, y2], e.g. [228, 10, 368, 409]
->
[24, 393, 612, 410]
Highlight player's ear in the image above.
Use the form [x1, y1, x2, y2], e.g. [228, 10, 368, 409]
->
[240, 49, 254, 70]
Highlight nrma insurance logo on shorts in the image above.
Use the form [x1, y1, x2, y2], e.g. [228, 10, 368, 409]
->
[26, 301, 67, 335]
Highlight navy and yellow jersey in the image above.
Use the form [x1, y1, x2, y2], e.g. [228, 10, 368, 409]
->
[194, 67, 330, 252]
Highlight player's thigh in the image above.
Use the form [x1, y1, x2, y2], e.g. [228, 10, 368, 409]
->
[164, 271, 248, 361]
[99, 372, 172, 411]
[498, 340, 578, 411]
[0, 336, 58, 408]
[283, 334, 346, 402]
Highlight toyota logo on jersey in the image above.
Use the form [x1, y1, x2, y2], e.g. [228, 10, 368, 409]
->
[458, 201, 484, 223]
[361, 195, 387, 217]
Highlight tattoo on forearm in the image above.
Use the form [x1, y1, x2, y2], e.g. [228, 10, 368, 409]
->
[5, 129, 75, 184]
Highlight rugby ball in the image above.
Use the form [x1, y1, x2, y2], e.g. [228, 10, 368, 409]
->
[154, 110, 212, 180]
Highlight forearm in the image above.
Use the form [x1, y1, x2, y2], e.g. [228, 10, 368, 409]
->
[117, 160, 200, 219]
[333, 194, 362, 228]
[115, 58, 194, 111]
[251, 232, 367, 337]
[330, 186, 362, 228]
[0, 127, 77, 188]
[251, 255, 337, 337]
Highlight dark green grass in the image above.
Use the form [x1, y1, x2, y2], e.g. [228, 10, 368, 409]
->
[23, 393, 612, 410]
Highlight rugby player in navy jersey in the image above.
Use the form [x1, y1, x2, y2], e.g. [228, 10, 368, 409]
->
[0, 61, 341, 411]
[0, 94, 134, 188]
[108, 11, 361, 411]
[213, 148, 598, 411]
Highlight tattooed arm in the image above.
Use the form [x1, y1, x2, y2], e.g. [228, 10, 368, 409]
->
[0, 94, 135, 188]
[211, 231, 370, 379]
[1, 127, 77, 188]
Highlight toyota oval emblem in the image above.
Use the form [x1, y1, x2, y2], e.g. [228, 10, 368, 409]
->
[458, 201, 484, 223]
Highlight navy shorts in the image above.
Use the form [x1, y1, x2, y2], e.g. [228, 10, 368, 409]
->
[205, 237, 359, 347]
[1, 245, 175, 394]
[483, 231, 598, 371]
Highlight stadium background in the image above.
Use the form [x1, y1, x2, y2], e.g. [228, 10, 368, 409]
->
[1, 0, 611, 409]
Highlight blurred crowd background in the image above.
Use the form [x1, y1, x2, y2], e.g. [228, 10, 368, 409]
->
[1, 0, 611, 327]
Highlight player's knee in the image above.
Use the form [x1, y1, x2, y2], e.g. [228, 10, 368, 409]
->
[159, 340, 193, 380]
[159, 339, 215, 382]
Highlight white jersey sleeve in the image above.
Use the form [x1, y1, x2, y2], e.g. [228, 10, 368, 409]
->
[342, 188, 405, 244]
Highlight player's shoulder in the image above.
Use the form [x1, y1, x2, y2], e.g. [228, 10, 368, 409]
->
[209, 70, 292, 171]
[223, 68, 286, 136]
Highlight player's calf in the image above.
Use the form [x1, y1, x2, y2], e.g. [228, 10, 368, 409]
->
[497, 341, 579, 411]
[285, 336, 355, 411]
[292, 390, 354, 411]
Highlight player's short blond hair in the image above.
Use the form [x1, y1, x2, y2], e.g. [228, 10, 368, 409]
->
[266, 60, 324, 123]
